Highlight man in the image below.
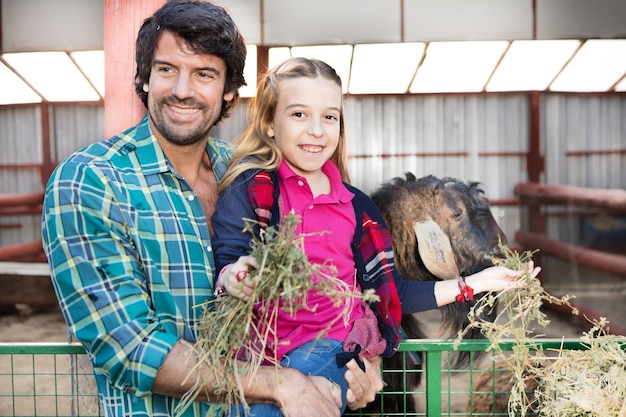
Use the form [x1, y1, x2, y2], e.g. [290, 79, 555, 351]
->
[41, 1, 382, 416]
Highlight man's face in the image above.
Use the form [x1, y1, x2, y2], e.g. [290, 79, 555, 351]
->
[144, 30, 234, 147]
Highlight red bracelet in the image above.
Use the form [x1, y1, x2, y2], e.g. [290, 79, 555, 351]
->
[456, 275, 474, 303]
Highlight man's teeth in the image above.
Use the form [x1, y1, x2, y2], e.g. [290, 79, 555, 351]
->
[172, 107, 198, 114]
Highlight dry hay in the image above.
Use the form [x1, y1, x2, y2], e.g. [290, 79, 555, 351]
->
[457, 244, 626, 417]
[534, 322, 626, 417]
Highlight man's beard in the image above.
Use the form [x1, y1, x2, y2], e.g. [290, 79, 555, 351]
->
[150, 96, 217, 146]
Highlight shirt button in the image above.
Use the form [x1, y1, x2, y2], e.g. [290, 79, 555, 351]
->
[297, 180, 304, 187]
[187, 195, 195, 201]
[308, 205, 314, 210]
[206, 245, 212, 252]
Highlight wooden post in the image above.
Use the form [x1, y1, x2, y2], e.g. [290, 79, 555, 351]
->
[103, 0, 165, 138]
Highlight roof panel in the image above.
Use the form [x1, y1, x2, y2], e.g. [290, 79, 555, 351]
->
[536, 0, 626, 39]
[404, 0, 534, 42]
[262, 0, 402, 45]
[2, 0, 104, 52]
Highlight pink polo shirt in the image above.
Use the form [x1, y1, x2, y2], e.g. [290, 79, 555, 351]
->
[266, 160, 365, 360]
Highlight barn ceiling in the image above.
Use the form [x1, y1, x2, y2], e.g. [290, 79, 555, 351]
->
[1, 0, 626, 104]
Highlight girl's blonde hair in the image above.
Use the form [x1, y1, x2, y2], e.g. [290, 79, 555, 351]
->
[218, 57, 350, 192]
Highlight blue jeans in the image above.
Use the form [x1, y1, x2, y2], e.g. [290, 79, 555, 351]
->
[229, 338, 348, 417]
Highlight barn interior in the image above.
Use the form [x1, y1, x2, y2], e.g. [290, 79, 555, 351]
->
[0, 0, 625, 347]
[1, 1, 625, 416]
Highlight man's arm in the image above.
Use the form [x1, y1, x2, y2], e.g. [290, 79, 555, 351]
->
[153, 340, 343, 417]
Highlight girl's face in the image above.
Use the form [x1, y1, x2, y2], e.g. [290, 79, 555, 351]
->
[268, 76, 342, 180]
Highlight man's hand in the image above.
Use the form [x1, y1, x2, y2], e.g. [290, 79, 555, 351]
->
[278, 369, 342, 417]
[345, 356, 384, 410]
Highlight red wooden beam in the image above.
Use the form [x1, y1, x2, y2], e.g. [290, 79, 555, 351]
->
[40, 101, 53, 186]
[0, 206, 42, 216]
[0, 241, 45, 262]
[527, 91, 544, 183]
[515, 182, 626, 212]
[0, 192, 44, 208]
[515, 230, 626, 278]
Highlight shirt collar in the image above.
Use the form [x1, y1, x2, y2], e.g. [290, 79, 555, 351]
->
[126, 114, 233, 181]
[277, 159, 354, 203]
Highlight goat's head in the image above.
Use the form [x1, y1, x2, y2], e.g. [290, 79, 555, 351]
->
[371, 173, 506, 282]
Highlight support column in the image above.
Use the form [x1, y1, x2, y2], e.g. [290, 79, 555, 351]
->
[103, 0, 165, 138]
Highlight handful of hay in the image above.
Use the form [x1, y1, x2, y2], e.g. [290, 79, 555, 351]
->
[534, 320, 626, 417]
[456, 244, 626, 417]
[179, 212, 377, 416]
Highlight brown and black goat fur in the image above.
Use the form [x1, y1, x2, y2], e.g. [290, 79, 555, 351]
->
[357, 173, 507, 415]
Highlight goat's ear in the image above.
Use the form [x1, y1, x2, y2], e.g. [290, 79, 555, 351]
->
[413, 219, 460, 279]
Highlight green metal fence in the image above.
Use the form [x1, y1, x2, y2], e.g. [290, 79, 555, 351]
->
[0, 343, 100, 417]
[0, 339, 588, 417]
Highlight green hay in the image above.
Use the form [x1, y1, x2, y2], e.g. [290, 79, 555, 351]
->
[179, 212, 378, 416]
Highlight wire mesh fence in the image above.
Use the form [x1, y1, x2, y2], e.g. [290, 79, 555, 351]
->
[0, 339, 590, 417]
[345, 338, 589, 417]
[0, 343, 100, 417]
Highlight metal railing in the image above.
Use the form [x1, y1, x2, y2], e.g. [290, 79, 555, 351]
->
[0, 339, 590, 417]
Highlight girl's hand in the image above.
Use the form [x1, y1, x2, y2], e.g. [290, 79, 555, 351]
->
[219, 256, 258, 301]
[467, 261, 540, 293]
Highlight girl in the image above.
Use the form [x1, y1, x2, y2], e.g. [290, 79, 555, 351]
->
[211, 57, 539, 416]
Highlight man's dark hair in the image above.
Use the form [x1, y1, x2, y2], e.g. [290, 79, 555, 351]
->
[134, 0, 247, 125]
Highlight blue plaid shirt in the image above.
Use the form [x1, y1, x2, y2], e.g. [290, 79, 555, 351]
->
[41, 115, 233, 417]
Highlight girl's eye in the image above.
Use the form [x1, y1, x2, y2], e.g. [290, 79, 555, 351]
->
[326, 114, 339, 121]
[292, 111, 304, 118]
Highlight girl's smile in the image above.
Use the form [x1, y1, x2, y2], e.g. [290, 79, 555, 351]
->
[268, 76, 342, 185]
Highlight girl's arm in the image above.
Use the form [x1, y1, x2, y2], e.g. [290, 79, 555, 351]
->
[212, 170, 262, 278]
[433, 262, 540, 307]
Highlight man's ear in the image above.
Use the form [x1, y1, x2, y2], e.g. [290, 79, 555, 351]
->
[224, 90, 235, 102]
[143, 84, 149, 93]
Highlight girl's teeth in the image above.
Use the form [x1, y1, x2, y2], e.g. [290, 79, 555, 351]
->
[302, 145, 322, 152]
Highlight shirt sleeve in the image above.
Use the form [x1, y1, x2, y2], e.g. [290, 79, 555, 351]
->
[395, 279, 438, 314]
[41, 160, 178, 398]
[211, 170, 260, 278]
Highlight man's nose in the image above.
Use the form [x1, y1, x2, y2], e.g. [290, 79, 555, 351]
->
[171, 73, 195, 99]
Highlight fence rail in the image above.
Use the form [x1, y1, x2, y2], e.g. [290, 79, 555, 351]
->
[0, 339, 595, 417]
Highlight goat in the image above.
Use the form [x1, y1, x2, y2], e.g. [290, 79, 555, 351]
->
[356, 173, 507, 415]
